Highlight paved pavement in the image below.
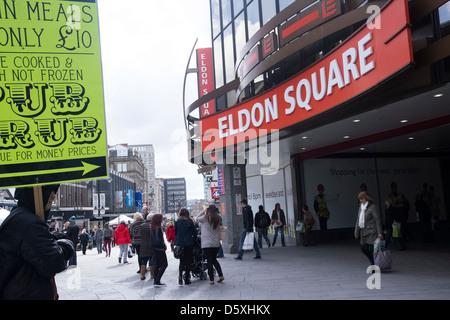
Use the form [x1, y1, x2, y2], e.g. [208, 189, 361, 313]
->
[55, 237, 450, 302]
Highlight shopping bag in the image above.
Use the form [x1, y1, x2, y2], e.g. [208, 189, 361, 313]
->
[374, 249, 392, 270]
[242, 232, 254, 250]
[273, 221, 282, 228]
[296, 221, 303, 232]
[392, 221, 402, 238]
[219, 226, 228, 241]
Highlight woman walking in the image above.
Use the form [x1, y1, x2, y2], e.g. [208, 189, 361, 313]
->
[354, 192, 383, 266]
[197, 205, 224, 285]
[138, 214, 154, 280]
[150, 214, 168, 286]
[115, 221, 131, 264]
[174, 208, 197, 285]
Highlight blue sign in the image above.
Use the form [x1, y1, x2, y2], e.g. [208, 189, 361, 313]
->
[135, 192, 143, 212]
[126, 189, 134, 207]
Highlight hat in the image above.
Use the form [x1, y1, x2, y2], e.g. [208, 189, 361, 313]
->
[69, 216, 76, 221]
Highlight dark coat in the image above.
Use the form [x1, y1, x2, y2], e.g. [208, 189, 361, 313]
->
[0, 206, 67, 300]
[174, 217, 197, 247]
[138, 221, 153, 257]
[271, 209, 286, 226]
[242, 205, 254, 232]
[354, 202, 382, 245]
[255, 210, 271, 229]
[151, 226, 166, 250]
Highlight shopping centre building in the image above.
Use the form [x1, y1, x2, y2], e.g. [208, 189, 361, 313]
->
[185, 0, 450, 252]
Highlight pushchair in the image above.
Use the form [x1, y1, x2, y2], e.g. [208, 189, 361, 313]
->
[190, 235, 214, 280]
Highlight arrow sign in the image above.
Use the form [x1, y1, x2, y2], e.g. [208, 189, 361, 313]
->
[0, 161, 100, 179]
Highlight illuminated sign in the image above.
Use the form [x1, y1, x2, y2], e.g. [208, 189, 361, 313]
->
[0, 0, 107, 188]
[200, 0, 413, 152]
[197, 48, 215, 117]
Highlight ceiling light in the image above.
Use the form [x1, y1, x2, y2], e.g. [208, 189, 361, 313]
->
[408, 137, 414, 140]
[400, 119, 408, 123]
[353, 119, 361, 123]
[360, 147, 365, 151]
[426, 147, 431, 150]
[302, 136, 308, 139]
[344, 135, 350, 139]
[433, 93, 444, 98]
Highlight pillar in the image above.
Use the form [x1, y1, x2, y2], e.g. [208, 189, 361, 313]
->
[218, 163, 247, 254]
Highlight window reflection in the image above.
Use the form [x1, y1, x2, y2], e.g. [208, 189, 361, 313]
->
[211, 0, 221, 39]
[279, 0, 295, 11]
[213, 35, 224, 88]
[222, 0, 232, 28]
[247, 0, 260, 40]
[261, 0, 276, 25]
[223, 25, 235, 83]
[233, 0, 244, 17]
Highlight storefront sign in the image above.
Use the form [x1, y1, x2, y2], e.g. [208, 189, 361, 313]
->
[0, 0, 108, 188]
[200, 0, 413, 152]
[197, 48, 215, 117]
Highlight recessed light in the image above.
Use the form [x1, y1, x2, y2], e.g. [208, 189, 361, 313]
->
[302, 147, 306, 150]
[360, 147, 365, 151]
[433, 93, 444, 98]
[426, 147, 431, 150]
[400, 119, 408, 123]
[408, 137, 414, 140]
[302, 136, 308, 139]
[344, 135, 350, 139]
[353, 119, 361, 123]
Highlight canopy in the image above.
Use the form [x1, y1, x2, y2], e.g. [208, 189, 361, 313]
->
[108, 214, 134, 226]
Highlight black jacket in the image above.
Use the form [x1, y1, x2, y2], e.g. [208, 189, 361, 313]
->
[255, 210, 271, 229]
[242, 205, 254, 232]
[174, 217, 197, 247]
[0, 207, 67, 300]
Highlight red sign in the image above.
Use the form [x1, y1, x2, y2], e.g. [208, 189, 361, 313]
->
[201, 0, 413, 153]
[211, 187, 219, 199]
[197, 48, 215, 118]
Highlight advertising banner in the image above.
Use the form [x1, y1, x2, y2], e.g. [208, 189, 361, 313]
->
[0, 0, 108, 188]
[197, 48, 215, 118]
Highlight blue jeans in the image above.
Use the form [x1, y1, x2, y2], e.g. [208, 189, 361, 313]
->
[257, 227, 270, 248]
[272, 226, 285, 246]
[237, 228, 261, 258]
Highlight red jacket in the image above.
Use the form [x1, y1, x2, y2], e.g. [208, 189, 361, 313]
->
[115, 223, 131, 245]
[166, 225, 175, 242]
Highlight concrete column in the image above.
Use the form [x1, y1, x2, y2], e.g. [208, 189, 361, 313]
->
[218, 163, 247, 254]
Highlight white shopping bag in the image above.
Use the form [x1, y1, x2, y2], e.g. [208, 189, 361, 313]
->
[242, 232, 254, 250]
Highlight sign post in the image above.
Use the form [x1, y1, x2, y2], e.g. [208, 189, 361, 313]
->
[0, 0, 108, 189]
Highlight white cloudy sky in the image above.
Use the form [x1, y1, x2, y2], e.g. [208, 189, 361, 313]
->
[97, 0, 211, 199]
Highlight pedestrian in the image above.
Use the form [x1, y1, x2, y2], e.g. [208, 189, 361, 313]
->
[396, 193, 410, 250]
[354, 192, 383, 266]
[129, 212, 145, 274]
[103, 223, 113, 257]
[235, 199, 261, 260]
[166, 220, 175, 252]
[383, 197, 395, 249]
[197, 205, 225, 285]
[79, 229, 90, 255]
[314, 184, 330, 230]
[271, 203, 287, 247]
[301, 205, 315, 246]
[94, 225, 104, 254]
[65, 216, 80, 267]
[415, 193, 433, 242]
[48, 218, 58, 232]
[115, 221, 131, 264]
[255, 205, 271, 248]
[150, 213, 168, 287]
[174, 208, 197, 285]
[0, 185, 74, 300]
[137, 214, 154, 280]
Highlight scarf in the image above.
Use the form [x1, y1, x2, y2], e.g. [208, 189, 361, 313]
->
[359, 202, 368, 228]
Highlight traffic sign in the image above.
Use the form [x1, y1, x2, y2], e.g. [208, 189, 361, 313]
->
[0, 0, 108, 188]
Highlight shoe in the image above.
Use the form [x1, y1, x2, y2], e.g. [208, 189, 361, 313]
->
[267, 243, 271, 248]
[140, 266, 146, 280]
[209, 281, 215, 285]
[254, 256, 261, 259]
[154, 282, 166, 287]
[217, 276, 224, 283]
[118, 258, 121, 263]
[178, 276, 183, 286]
[282, 244, 287, 247]
[184, 278, 191, 285]
[123, 261, 129, 264]
[234, 256, 242, 260]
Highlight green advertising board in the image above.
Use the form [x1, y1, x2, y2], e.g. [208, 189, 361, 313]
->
[0, 0, 108, 188]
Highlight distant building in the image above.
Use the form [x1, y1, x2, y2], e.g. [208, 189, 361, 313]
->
[129, 144, 156, 212]
[164, 178, 187, 216]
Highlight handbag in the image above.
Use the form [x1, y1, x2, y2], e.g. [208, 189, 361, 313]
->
[273, 220, 282, 228]
[173, 245, 184, 259]
[242, 232, 254, 250]
[392, 221, 402, 238]
[127, 246, 134, 258]
[219, 225, 227, 241]
[373, 238, 392, 270]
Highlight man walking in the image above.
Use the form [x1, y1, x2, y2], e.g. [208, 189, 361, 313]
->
[235, 199, 261, 260]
